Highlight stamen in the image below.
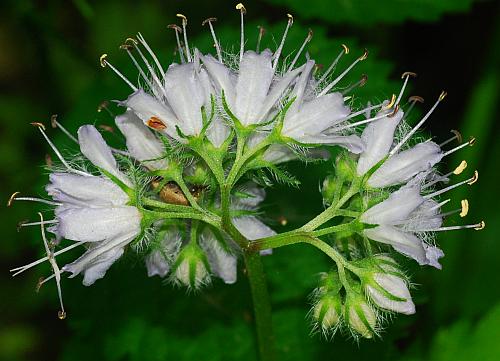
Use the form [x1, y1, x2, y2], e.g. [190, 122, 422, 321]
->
[129, 37, 167, 97]
[424, 171, 478, 199]
[341, 74, 368, 95]
[331, 106, 398, 132]
[395, 72, 417, 106]
[202, 18, 223, 63]
[439, 129, 462, 147]
[442, 136, 475, 157]
[383, 94, 397, 110]
[460, 199, 469, 217]
[167, 24, 185, 63]
[317, 49, 369, 97]
[317, 45, 348, 85]
[236, 4, 247, 63]
[136, 33, 166, 78]
[177, 14, 192, 62]
[11, 195, 61, 206]
[389, 91, 446, 156]
[422, 160, 468, 189]
[38, 212, 66, 320]
[287, 29, 313, 71]
[45, 154, 53, 167]
[332, 101, 385, 124]
[402, 95, 424, 120]
[97, 101, 114, 117]
[19, 219, 58, 227]
[428, 198, 450, 212]
[272, 14, 293, 71]
[256, 25, 266, 54]
[120, 42, 155, 91]
[7, 191, 20, 207]
[99, 54, 137, 91]
[453, 160, 468, 175]
[31, 122, 90, 176]
[418, 221, 485, 232]
[50, 114, 78, 144]
[10, 240, 86, 276]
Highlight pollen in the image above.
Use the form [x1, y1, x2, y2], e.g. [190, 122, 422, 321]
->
[460, 199, 469, 217]
[236, 3, 247, 14]
[453, 160, 468, 175]
[147, 116, 167, 130]
[176, 13, 188, 23]
[467, 170, 479, 185]
[383, 94, 397, 110]
[468, 136, 476, 146]
[439, 90, 447, 101]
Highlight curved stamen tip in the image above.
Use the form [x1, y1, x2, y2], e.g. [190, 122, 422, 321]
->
[287, 13, 294, 23]
[97, 100, 110, 112]
[453, 160, 468, 175]
[460, 199, 469, 217]
[17, 220, 28, 232]
[58, 310, 67, 320]
[7, 191, 20, 207]
[358, 48, 369, 61]
[360, 74, 368, 87]
[36, 277, 44, 292]
[383, 94, 397, 110]
[167, 24, 182, 33]
[202, 17, 217, 26]
[30, 122, 46, 130]
[341, 44, 350, 54]
[467, 170, 479, 185]
[439, 90, 447, 101]
[474, 221, 485, 231]
[236, 3, 247, 14]
[468, 136, 476, 146]
[50, 114, 58, 128]
[451, 129, 462, 143]
[126, 37, 138, 45]
[120, 43, 134, 51]
[401, 71, 417, 79]
[258, 25, 266, 35]
[388, 104, 400, 118]
[307, 28, 314, 39]
[176, 13, 188, 24]
[409, 95, 425, 103]
[99, 54, 108, 68]
[99, 125, 115, 133]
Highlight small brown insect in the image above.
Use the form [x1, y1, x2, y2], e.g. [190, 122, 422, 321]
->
[151, 180, 189, 206]
[147, 116, 167, 130]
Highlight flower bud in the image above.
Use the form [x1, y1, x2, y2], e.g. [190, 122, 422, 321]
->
[335, 154, 357, 181]
[321, 176, 337, 205]
[345, 293, 377, 338]
[171, 241, 210, 289]
[364, 272, 415, 315]
[313, 293, 342, 330]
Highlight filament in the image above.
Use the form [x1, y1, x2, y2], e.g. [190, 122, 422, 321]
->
[287, 29, 313, 71]
[272, 14, 293, 71]
[99, 54, 137, 91]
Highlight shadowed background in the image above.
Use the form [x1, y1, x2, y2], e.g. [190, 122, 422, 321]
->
[0, 0, 499, 360]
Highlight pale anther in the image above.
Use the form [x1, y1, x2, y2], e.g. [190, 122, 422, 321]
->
[383, 94, 397, 110]
[401, 71, 417, 79]
[408, 95, 425, 103]
[474, 221, 485, 231]
[7, 191, 20, 207]
[100, 54, 108, 68]
[30, 122, 46, 131]
[453, 160, 468, 175]
[467, 170, 479, 185]
[460, 199, 469, 217]
[342, 44, 349, 54]
[236, 3, 246, 14]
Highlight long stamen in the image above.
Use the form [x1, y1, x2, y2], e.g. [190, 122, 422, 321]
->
[256, 25, 265, 54]
[100, 54, 137, 91]
[422, 160, 468, 189]
[273, 14, 293, 71]
[418, 220, 485, 232]
[442, 199, 469, 218]
[317, 49, 368, 97]
[19, 219, 58, 227]
[50, 115, 78, 144]
[389, 91, 446, 156]
[177, 14, 192, 62]
[439, 129, 462, 147]
[167, 24, 185, 63]
[428, 198, 451, 212]
[330, 105, 397, 132]
[424, 170, 478, 199]
[9, 195, 61, 206]
[10, 241, 86, 276]
[402, 95, 425, 121]
[120, 40, 155, 91]
[442, 136, 475, 157]
[30, 122, 90, 176]
[130, 38, 167, 97]
[341, 74, 368, 95]
[395, 72, 417, 106]
[287, 29, 313, 71]
[202, 18, 223, 63]
[38, 212, 66, 320]
[136, 33, 166, 78]
[317, 45, 349, 85]
[236, 3, 246, 63]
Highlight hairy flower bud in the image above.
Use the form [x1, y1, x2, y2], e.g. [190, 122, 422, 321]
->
[345, 292, 377, 338]
[313, 293, 342, 331]
[171, 242, 210, 289]
[364, 273, 415, 315]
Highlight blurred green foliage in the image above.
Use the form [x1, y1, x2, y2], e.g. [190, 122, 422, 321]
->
[0, 0, 499, 360]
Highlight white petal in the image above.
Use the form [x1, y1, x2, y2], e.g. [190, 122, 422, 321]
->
[288, 60, 315, 115]
[356, 109, 403, 176]
[364, 225, 428, 266]
[368, 141, 443, 188]
[63, 231, 134, 285]
[57, 206, 141, 243]
[299, 134, 364, 154]
[146, 233, 180, 277]
[201, 232, 237, 284]
[164, 63, 207, 135]
[263, 145, 297, 164]
[235, 50, 274, 125]
[234, 184, 266, 208]
[46, 173, 129, 207]
[402, 199, 443, 231]
[423, 244, 444, 270]
[123, 89, 179, 140]
[201, 54, 236, 107]
[366, 273, 415, 315]
[233, 216, 275, 240]
[283, 93, 350, 138]
[77, 125, 131, 186]
[115, 110, 167, 170]
[207, 116, 231, 148]
[361, 183, 424, 225]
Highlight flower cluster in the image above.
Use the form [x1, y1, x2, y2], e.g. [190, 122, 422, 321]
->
[10, 3, 483, 341]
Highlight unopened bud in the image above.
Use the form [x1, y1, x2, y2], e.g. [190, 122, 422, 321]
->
[171, 242, 210, 289]
[313, 294, 342, 330]
[321, 176, 337, 205]
[345, 293, 377, 338]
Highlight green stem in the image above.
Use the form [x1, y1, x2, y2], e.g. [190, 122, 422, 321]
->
[244, 251, 276, 361]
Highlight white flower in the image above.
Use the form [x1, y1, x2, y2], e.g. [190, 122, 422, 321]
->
[200, 230, 238, 284]
[145, 230, 181, 277]
[365, 273, 415, 315]
[361, 183, 444, 268]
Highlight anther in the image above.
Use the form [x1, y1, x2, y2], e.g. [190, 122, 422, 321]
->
[236, 3, 246, 63]
[452, 129, 462, 143]
[460, 199, 469, 217]
[176, 13, 187, 24]
[50, 114, 58, 128]
[467, 170, 478, 185]
[147, 116, 167, 130]
[468, 136, 476, 146]
[408, 95, 425, 103]
[17, 220, 28, 232]
[401, 71, 417, 79]
[341, 74, 368, 95]
[30, 122, 46, 131]
[202, 17, 217, 26]
[126, 37, 138, 46]
[119, 43, 134, 51]
[167, 24, 182, 33]
[99, 54, 108, 68]
[99, 54, 137, 91]
[99, 125, 115, 133]
[359, 48, 369, 61]
[383, 94, 397, 110]
[7, 191, 20, 207]
[236, 3, 247, 14]
[342, 44, 349, 54]
[439, 90, 447, 101]
[388, 104, 400, 118]
[256, 25, 266, 53]
[177, 14, 192, 62]
[202, 17, 223, 62]
[453, 160, 468, 175]
[58, 310, 67, 320]
[474, 221, 485, 231]
[287, 13, 294, 23]
[36, 277, 44, 293]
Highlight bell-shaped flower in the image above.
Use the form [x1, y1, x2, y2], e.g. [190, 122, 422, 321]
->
[364, 271, 415, 315]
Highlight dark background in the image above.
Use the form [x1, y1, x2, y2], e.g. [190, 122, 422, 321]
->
[0, 0, 499, 360]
